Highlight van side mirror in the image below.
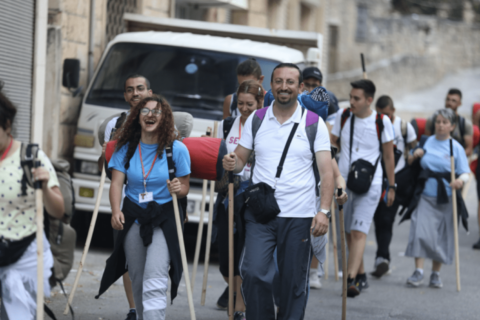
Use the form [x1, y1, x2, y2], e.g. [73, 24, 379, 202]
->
[62, 59, 82, 97]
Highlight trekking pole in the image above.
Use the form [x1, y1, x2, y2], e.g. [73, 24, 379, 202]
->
[64, 166, 106, 314]
[171, 187, 196, 319]
[191, 127, 212, 290]
[338, 188, 347, 320]
[450, 139, 461, 292]
[325, 228, 329, 279]
[331, 201, 339, 281]
[201, 121, 218, 305]
[228, 170, 234, 320]
[34, 160, 44, 320]
[360, 53, 367, 79]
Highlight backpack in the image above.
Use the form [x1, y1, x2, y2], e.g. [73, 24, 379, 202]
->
[250, 107, 321, 195]
[20, 144, 76, 287]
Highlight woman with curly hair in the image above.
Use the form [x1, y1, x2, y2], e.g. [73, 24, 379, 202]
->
[96, 95, 191, 320]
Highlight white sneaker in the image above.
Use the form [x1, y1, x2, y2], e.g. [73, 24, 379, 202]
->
[309, 269, 322, 289]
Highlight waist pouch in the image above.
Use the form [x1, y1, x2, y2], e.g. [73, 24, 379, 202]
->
[244, 182, 280, 224]
[0, 233, 36, 267]
[347, 158, 379, 195]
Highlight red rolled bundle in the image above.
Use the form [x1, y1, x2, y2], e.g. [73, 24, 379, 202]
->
[410, 118, 426, 141]
[472, 102, 480, 120]
[473, 125, 480, 147]
[182, 137, 227, 181]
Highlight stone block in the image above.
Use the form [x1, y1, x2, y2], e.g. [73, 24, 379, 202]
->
[232, 10, 248, 25]
[250, 0, 267, 13]
[62, 12, 89, 43]
[143, 0, 170, 14]
[248, 12, 268, 28]
[63, 0, 89, 17]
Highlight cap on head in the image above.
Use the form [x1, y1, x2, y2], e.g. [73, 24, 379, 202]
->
[302, 67, 323, 83]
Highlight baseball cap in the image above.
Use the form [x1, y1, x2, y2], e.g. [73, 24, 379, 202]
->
[302, 67, 323, 83]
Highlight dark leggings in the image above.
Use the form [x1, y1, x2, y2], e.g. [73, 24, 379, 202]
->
[373, 199, 400, 262]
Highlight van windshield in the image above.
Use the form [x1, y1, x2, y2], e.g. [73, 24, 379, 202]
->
[85, 42, 281, 120]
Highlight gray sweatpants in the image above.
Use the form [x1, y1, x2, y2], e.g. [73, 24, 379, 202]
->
[240, 209, 312, 320]
[124, 224, 170, 320]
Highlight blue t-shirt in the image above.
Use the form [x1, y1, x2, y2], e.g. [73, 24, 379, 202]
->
[109, 140, 191, 208]
[421, 137, 469, 197]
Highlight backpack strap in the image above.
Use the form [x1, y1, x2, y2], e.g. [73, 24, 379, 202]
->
[375, 113, 384, 153]
[230, 93, 238, 116]
[222, 116, 236, 140]
[458, 115, 466, 146]
[249, 107, 268, 184]
[401, 120, 409, 160]
[20, 143, 40, 196]
[305, 110, 321, 196]
[338, 108, 351, 147]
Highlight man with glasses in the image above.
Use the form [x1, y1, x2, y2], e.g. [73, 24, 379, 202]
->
[98, 74, 152, 320]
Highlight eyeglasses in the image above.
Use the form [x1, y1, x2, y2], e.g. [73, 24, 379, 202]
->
[140, 108, 162, 116]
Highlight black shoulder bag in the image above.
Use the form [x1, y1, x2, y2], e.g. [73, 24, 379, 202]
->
[243, 110, 303, 223]
[346, 114, 382, 194]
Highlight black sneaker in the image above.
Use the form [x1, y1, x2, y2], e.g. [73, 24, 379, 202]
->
[233, 311, 246, 320]
[473, 238, 480, 250]
[370, 257, 390, 278]
[356, 273, 369, 291]
[217, 286, 229, 310]
[125, 310, 136, 320]
[346, 277, 360, 298]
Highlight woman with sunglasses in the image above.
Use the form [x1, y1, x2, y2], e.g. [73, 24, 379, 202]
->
[96, 95, 191, 320]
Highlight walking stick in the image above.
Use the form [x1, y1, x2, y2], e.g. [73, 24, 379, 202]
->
[338, 188, 347, 320]
[34, 160, 44, 320]
[171, 190, 196, 320]
[228, 171, 234, 320]
[450, 139, 461, 292]
[191, 128, 212, 290]
[201, 121, 218, 305]
[360, 53, 367, 79]
[64, 167, 106, 314]
[331, 201, 339, 281]
[325, 228, 329, 279]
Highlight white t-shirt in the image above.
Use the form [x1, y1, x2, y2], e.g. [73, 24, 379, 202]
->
[239, 103, 331, 218]
[331, 109, 394, 185]
[104, 116, 121, 143]
[217, 116, 251, 181]
[392, 116, 417, 173]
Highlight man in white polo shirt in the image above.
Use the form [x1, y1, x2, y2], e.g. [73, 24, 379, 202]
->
[223, 63, 334, 320]
[330, 79, 396, 298]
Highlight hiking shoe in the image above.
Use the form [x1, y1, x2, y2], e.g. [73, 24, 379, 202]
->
[347, 277, 360, 298]
[371, 257, 390, 278]
[429, 273, 443, 288]
[473, 238, 480, 250]
[356, 273, 369, 291]
[217, 286, 229, 310]
[125, 310, 136, 320]
[406, 270, 424, 287]
[309, 269, 322, 289]
[233, 311, 246, 320]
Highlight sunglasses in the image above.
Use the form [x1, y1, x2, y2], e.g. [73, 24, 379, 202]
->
[140, 108, 162, 116]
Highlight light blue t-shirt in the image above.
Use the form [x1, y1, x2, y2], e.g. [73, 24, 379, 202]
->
[421, 137, 469, 197]
[109, 140, 191, 208]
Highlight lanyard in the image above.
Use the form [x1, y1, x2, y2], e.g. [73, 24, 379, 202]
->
[0, 136, 13, 162]
[138, 143, 158, 193]
[238, 121, 242, 140]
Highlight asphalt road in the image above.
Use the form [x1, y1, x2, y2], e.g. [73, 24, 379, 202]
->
[46, 181, 480, 320]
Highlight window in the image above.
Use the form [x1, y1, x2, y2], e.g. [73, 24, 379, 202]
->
[355, 5, 368, 42]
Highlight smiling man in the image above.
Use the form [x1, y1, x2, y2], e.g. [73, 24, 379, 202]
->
[97, 74, 152, 320]
[223, 63, 334, 320]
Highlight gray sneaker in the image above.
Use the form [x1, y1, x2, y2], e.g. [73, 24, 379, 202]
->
[406, 270, 424, 287]
[429, 273, 443, 288]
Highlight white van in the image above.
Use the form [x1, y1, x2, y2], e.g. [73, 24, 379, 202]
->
[72, 30, 320, 224]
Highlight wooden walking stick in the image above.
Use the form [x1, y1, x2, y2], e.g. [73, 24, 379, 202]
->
[331, 201, 339, 281]
[191, 128, 212, 290]
[325, 228, 329, 279]
[450, 139, 461, 292]
[34, 159, 44, 320]
[65, 167, 106, 314]
[361, 53, 367, 79]
[168, 164, 196, 320]
[228, 171, 234, 320]
[201, 121, 218, 305]
[338, 188, 347, 320]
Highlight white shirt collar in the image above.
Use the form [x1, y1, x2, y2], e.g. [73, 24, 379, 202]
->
[267, 101, 303, 125]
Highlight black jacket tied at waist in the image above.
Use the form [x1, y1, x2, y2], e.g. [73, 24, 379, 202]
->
[400, 169, 468, 231]
[96, 197, 185, 302]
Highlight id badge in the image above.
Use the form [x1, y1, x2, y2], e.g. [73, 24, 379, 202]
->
[139, 192, 153, 203]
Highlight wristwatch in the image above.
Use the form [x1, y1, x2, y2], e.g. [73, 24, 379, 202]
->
[388, 184, 397, 191]
[320, 208, 331, 219]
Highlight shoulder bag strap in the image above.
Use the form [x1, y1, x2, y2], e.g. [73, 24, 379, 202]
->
[274, 108, 305, 188]
[349, 114, 355, 167]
